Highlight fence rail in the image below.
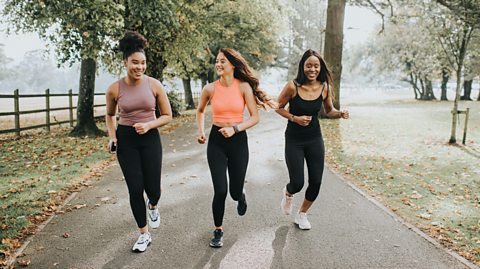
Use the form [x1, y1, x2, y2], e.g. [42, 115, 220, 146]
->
[0, 89, 200, 136]
[0, 89, 106, 136]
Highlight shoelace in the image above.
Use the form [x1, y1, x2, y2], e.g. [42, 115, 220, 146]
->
[138, 233, 150, 244]
[149, 208, 159, 220]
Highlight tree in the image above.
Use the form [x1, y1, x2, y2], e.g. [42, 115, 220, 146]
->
[367, 15, 442, 100]
[0, 44, 13, 82]
[279, 0, 327, 80]
[163, 0, 280, 107]
[122, 0, 180, 82]
[323, 0, 346, 109]
[3, 0, 124, 136]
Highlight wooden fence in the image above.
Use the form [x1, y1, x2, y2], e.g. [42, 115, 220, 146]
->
[0, 89, 200, 136]
[0, 89, 106, 136]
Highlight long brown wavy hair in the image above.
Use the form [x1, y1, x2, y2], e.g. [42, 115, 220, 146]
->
[219, 48, 276, 109]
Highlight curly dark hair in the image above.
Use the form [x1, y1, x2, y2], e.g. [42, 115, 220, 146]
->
[119, 31, 148, 60]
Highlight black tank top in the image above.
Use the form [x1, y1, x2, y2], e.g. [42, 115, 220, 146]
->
[285, 82, 325, 140]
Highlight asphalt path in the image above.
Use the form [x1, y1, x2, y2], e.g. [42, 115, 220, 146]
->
[13, 111, 474, 269]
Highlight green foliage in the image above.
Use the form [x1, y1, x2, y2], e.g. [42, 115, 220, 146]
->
[2, 0, 124, 65]
[166, 90, 184, 117]
[122, 0, 181, 80]
[164, 0, 281, 82]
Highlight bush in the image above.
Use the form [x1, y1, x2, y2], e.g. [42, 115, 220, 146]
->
[166, 91, 184, 117]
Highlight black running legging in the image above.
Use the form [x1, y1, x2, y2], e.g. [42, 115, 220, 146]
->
[116, 125, 162, 228]
[207, 125, 249, 227]
[285, 136, 325, 202]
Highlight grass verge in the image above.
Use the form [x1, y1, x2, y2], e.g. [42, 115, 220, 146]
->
[321, 93, 480, 266]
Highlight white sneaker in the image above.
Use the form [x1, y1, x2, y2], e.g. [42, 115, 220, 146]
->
[281, 187, 293, 215]
[146, 199, 160, 229]
[132, 232, 152, 252]
[294, 212, 312, 230]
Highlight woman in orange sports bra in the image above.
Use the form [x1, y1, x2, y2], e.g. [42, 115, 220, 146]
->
[196, 48, 276, 248]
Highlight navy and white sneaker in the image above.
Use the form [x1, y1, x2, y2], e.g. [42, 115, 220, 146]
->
[209, 229, 223, 248]
[237, 192, 247, 216]
[132, 232, 152, 252]
[146, 199, 160, 229]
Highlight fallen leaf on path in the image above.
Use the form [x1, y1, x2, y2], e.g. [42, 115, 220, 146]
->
[418, 213, 431, 220]
[410, 192, 423, 199]
[72, 204, 86, 209]
[17, 259, 31, 266]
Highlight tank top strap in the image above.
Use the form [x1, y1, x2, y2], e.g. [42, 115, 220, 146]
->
[320, 83, 326, 100]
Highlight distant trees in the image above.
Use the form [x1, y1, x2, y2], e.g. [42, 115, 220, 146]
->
[3, 0, 124, 136]
[0, 44, 13, 82]
[346, 0, 479, 144]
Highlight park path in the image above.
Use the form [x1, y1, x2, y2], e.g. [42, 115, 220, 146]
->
[13, 111, 475, 269]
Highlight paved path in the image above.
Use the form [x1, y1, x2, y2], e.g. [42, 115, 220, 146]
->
[14, 111, 474, 269]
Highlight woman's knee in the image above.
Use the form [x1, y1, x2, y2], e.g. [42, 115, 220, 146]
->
[287, 181, 304, 194]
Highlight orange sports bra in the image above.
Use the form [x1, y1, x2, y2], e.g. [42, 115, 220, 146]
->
[211, 79, 245, 123]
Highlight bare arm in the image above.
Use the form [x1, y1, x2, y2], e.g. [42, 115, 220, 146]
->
[105, 83, 118, 139]
[196, 84, 213, 144]
[275, 81, 312, 126]
[275, 81, 294, 120]
[237, 82, 259, 131]
[323, 84, 349, 119]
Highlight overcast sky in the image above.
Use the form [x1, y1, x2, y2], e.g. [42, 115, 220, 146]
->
[0, 6, 380, 64]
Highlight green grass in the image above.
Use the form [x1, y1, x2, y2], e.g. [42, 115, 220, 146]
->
[322, 90, 480, 265]
[0, 125, 111, 255]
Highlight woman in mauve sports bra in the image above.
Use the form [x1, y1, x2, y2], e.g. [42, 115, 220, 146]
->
[276, 49, 349, 230]
[105, 31, 172, 252]
[196, 48, 276, 248]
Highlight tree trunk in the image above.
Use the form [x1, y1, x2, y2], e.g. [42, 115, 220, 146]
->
[419, 78, 426, 99]
[477, 83, 480, 101]
[449, 26, 473, 144]
[182, 77, 195, 110]
[70, 58, 104, 137]
[201, 75, 208, 88]
[461, 79, 472, 100]
[425, 79, 436, 100]
[323, 0, 346, 110]
[207, 69, 215, 83]
[441, 68, 449, 101]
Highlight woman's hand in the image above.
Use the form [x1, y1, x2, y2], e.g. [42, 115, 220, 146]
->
[218, 127, 235, 138]
[293, 115, 312, 127]
[133, 122, 151, 135]
[340, 110, 349, 119]
[107, 138, 117, 153]
[197, 132, 207, 144]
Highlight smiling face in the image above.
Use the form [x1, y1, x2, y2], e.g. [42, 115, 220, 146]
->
[303, 56, 321, 82]
[215, 52, 235, 77]
[124, 52, 146, 81]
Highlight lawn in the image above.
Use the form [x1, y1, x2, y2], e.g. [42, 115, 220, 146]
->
[321, 87, 480, 265]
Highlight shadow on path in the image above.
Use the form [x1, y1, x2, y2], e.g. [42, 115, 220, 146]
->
[270, 225, 290, 269]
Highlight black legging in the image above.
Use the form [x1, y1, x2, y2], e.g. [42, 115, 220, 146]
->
[285, 136, 325, 202]
[116, 125, 162, 228]
[207, 125, 249, 227]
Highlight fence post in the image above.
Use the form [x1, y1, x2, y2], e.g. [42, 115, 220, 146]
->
[45, 89, 50, 132]
[69, 89, 73, 127]
[14, 89, 20, 136]
[462, 108, 470, 145]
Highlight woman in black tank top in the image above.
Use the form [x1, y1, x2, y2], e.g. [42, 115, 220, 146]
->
[275, 49, 349, 230]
